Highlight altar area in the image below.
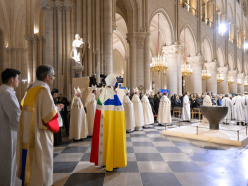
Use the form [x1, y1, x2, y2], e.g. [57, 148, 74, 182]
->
[162, 119, 248, 147]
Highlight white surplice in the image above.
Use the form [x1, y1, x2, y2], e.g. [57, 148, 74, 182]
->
[132, 94, 144, 129]
[221, 97, 232, 123]
[235, 96, 246, 123]
[232, 96, 237, 120]
[202, 95, 212, 123]
[141, 95, 154, 125]
[85, 93, 96, 135]
[123, 95, 135, 132]
[181, 95, 191, 121]
[244, 95, 248, 124]
[0, 85, 21, 186]
[157, 95, 171, 124]
[69, 97, 88, 139]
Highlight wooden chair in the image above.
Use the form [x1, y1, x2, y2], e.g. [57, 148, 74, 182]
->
[173, 107, 182, 118]
[191, 108, 202, 119]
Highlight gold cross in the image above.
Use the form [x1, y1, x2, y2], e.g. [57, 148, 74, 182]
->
[101, 124, 103, 128]
[99, 151, 103, 155]
[100, 133, 103, 137]
[117, 107, 119, 111]
[101, 115, 103, 119]
[100, 142, 103, 146]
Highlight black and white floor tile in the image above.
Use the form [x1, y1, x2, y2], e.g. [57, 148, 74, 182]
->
[53, 120, 248, 186]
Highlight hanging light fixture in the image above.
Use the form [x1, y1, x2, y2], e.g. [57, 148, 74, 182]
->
[244, 81, 248, 87]
[150, 14, 168, 75]
[201, 65, 211, 80]
[237, 79, 242, 86]
[217, 71, 224, 83]
[181, 29, 193, 86]
[228, 76, 234, 85]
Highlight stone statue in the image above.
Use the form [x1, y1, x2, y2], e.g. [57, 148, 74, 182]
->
[70, 34, 85, 66]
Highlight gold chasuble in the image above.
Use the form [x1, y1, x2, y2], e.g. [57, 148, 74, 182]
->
[16, 81, 59, 186]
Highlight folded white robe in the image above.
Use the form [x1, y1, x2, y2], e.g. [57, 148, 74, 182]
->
[157, 95, 171, 124]
[132, 94, 144, 128]
[123, 95, 135, 131]
[141, 95, 154, 125]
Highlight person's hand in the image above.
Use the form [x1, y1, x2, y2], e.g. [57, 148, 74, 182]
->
[56, 104, 64, 111]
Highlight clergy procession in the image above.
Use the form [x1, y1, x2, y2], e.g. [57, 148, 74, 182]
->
[1, 66, 248, 186]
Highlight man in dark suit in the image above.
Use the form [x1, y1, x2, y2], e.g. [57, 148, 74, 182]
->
[58, 93, 70, 136]
[195, 94, 203, 108]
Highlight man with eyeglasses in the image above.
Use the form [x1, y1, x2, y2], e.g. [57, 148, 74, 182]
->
[16, 65, 63, 186]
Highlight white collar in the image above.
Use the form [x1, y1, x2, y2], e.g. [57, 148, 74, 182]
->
[32, 80, 51, 92]
[0, 84, 15, 93]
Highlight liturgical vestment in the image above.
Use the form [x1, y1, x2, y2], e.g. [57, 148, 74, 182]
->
[157, 95, 171, 124]
[90, 89, 127, 171]
[0, 85, 21, 186]
[123, 95, 135, 132]
[221, 97, 232, 123]
[85, 93, 96, 136]
[141, 95, 154, 125]
[181, 95, 191, 121]
[16, 81, 60, 186]
[202, 95, 212, 123]
[69, 97, 88, 140]
[235, 96, 246, 123]
[132, 94, 145, 129]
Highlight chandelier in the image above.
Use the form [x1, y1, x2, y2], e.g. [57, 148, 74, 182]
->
[150, 14, 168, 75]
[237, 79, 242, 86]
[228, 76, 234, 85]
[181, 29, 193, 86]
[217, 71, 224, 83]
[201, 66, 211, 80]
[244, 81, 248, 87]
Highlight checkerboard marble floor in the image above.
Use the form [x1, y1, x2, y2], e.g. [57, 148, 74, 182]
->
[53, 121, 248, 186]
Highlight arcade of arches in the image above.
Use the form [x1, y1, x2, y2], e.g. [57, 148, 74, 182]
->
[1, 0, 248, 101]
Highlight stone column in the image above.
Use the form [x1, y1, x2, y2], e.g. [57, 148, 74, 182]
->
[177, 45, 183, 94]
[64, 1, 73, 99]
[162, 45, 179, 96]
[237, 73, 245, 94]
[136, 33, 145, 93]
[217, 66, 229, 94]
[55, 1, 63, 91]
[41, 0, 55, 66]
[87, 0, 92, 76]
[127, 34, 136, 91]
[205, 61, 217, 94]
[104, 0, 113, 75]
[76, 0, 82, 36]
[38, 35, 43, 66]
[125, 56, 130, 87]
[187, 55, 204, 94]
[95, 0, 101, 83]
[144, 32, 150, 92]
[228, 70, 238, 94]
[24, 35, 33, 83]
[32, 34, 38, 81]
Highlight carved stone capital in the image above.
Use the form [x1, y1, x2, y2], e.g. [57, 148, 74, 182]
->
[217, 66, 230, 74]
[125, 56, 130, 60]
[135, 33, 146, 48]
[63, 0, 73, 11]
[55, 0, 63, 11]
[187, 55, 204, 66]
[32, 34, 39, 42]
[24, 35, 34, 41]
[112, 22, 117, 31]
[204, 62, 218, 70]
[237, 73, 245, 79]
[228, 70, 238, 77]
[162, 45, 182, 58]
[41, 0, 55, 11]
[126, 33, 136, 44]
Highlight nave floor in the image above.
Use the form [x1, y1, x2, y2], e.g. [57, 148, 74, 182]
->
[53, 121, 248, 186]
